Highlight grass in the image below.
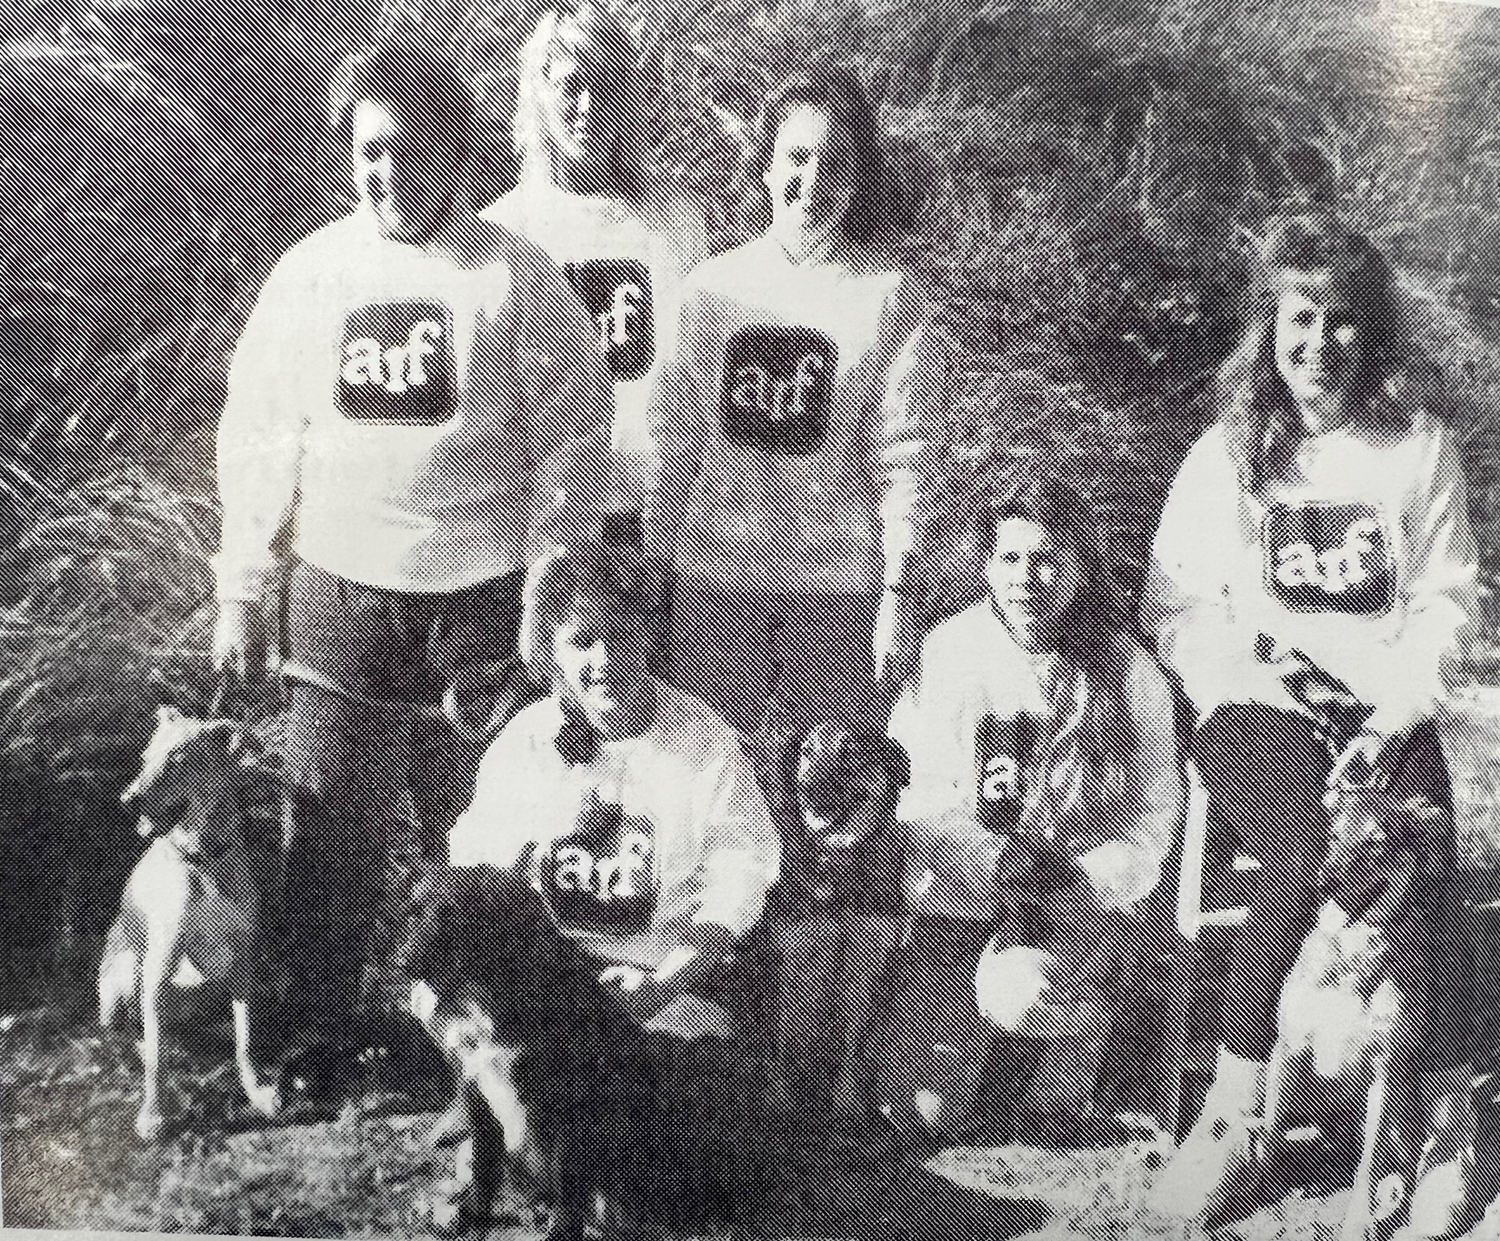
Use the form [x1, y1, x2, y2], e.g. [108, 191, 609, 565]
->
[0, 971, 1463, 1241]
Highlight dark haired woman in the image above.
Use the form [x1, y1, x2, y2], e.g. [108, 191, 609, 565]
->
[644, 61, 953, 737]
[210, 35, 615, 1028]
[1142, 211, 1481, 1233]
[486, 3, 707, 542]
[879, 474, 1182, 1135]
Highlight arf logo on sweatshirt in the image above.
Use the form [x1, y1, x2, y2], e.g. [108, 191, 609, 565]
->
[337, 300, 456, 425]
[720, 325, 837, 456]
[975, 712, 1034, 837]
[1262, 502, 1396, 615]
[539, 787, 659, 938]
[562, 259, 654, 382]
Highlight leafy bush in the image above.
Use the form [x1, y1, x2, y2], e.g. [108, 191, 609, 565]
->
[7, 0, 1500, 946]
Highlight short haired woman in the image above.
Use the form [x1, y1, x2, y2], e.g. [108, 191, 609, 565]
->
[408, 539, 780, 1234]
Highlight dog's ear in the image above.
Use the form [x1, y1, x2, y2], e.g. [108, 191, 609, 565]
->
[875, 736, 911, 790]
[226, 726, 266, 766]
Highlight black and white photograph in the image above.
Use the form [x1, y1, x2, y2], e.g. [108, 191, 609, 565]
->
[6, 0, 1500, 1237]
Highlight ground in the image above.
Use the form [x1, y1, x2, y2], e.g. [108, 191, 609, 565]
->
[1, 995, 1481, 1241]
[5, 687, 1500, 1239]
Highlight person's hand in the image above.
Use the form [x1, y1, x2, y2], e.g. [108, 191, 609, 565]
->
[598, 963, 674, 1024]
[875, 588, 922, 686]
[212, 599, 269, 684]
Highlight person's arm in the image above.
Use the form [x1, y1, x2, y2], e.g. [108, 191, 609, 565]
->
[1346, 419, 1480, 740]
[1140, 428, 1283, 719]
[874, 284, 957, 681]
[889, 623, 1008, 915]
[211, 257, 309, 631]
[511, 247, 618, 559]
[609, 736, 780, 1022]
[448, 710, 550, 872]
[642, 284, 711, 562]
[1074, 646, 1185, 910]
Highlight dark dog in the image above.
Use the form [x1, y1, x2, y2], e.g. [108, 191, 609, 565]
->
[765, 723, 911, 1117]
[99, 706, 281, 1139]
[398, 863, 748, 1239]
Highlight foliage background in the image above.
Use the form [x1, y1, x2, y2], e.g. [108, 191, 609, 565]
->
[2, 0, 1500, 969]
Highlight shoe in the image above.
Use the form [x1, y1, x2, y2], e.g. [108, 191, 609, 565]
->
[1148, 1106, 1282, 1226]
[1200, 1125, 1288, 1233]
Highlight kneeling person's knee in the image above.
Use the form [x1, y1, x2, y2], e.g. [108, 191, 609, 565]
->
[975, 943, 1084, 1040]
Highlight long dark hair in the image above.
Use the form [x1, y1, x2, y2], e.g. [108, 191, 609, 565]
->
[736, 60, 901, 246]
[983, 473, 1142, 819]
[1219, 210, 1417, 491]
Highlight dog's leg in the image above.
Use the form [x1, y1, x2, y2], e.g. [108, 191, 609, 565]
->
[135, 942, 171, 1141]
[98, 917, 138, 1030]
[832, 914, 901, 1117]
[1342, 1050, 1427, 1241]
[770, 913, 839, 1108]
[231, 994, 282, 1119]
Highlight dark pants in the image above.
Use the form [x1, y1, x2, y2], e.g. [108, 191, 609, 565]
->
[1193, 704, 1467, 1064]
[280, 561, 527, 1018]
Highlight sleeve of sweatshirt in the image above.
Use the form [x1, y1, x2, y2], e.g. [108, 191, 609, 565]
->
[687, 736, 781, 937]
[1074, 645, 1185, 910]
[513, 246, 617, 559]
[1351, 419, 1480, 735]
[212, 254, 312, 603]
[1139, 427, 1254, 718]
[642, 281, 712, 560]
[889, 630, 975, 832]
[875, 280, 956, 592]
[448, 710, 549, 870]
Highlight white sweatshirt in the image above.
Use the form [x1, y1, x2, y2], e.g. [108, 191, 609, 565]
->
[643, 233, 954, 594]
[1140, 413, 1479, 734]
[484, 177, 707, 507]
[449, 681, 780, 970]
[214, 206, 615, 600]
[888, 600, 1182, 921]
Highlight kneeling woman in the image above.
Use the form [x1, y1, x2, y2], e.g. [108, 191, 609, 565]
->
[405, 540, 780, 1235]
[881, 475, 1182, 1134]
[1141, 209, 1480, 1231]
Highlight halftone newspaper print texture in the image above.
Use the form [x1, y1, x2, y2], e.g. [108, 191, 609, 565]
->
[6, 2, 1500, 1240]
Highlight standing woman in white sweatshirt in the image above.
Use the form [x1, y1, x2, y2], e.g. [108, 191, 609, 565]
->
[485, 2, 708, 544]
[644, 62, 954, 737]
[210, 36, 615, 1036]
[1142, 210, 1480, 1230]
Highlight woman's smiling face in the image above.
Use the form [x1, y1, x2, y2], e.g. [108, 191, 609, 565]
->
[764, 104, 857, 258]
[985, 517, 1083, 650]
[551, 595, 652, 737]
[1274, 274, 1364, 430]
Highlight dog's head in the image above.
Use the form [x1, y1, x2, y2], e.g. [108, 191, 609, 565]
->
[795, 724, 910, 843]
[778, 724, 909, 904]
[122, 706, 265, 840]
[1318, 784, 1448, 924]
[397, 862, 623, 1045]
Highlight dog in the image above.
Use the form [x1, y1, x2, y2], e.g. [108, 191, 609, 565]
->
[398, 863, 748, 1240]
[98, 705, 281, 1140]
[763, 723, 911, 1118]
[1212, 781, 1460, 1240]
